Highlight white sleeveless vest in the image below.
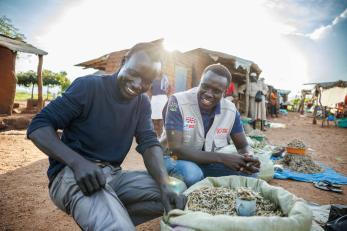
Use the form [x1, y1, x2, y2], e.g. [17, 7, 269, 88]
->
[174, 87, 237, 152]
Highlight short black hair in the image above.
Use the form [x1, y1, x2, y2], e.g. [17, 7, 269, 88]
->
[122, 40, 163, 65]
[202, 63, 232, 86]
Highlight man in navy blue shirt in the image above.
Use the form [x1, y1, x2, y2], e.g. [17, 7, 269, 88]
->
[163, 64, 260, 187]
[27, 41, 186, 230]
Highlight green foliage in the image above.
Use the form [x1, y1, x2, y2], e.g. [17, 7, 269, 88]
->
[56, 71, 71, 92]
[16, 70, 37, 87]
[0, 16, 26, 41]
[43, 70, 60, 86]
[291, 98, 300, 105]
[16, 69, 71, 98]
[15, 92, 54, 101]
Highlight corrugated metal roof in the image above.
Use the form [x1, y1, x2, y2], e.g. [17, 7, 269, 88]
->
[0, 35, 47, 55]
[304, 80, 347, 89]
[185, 48, 261, 74]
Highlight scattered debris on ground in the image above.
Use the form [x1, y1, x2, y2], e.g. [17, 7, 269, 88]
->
[187, 187, 283, 217]
[248, 129, 265, 137]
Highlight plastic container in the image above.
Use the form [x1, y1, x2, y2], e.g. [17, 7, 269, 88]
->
[336, 118, 347, 128]
[250, 135, 265, 142]
[241, 117, 253, 125]
[235, 197, 256, 216]
[286, 147, 306, 155]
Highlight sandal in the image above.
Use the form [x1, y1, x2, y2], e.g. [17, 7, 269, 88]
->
[314, 181, 343, 193]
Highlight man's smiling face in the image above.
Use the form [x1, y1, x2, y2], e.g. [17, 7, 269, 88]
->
[197, 70, 228, 111]
[117, 50, 161, 100]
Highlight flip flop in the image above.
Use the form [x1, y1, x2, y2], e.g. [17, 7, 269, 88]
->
[314, 181, 343, 193]
[320, 180, 342, 188]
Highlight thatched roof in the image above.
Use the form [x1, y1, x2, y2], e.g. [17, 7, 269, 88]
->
[0, 34, 47, 55]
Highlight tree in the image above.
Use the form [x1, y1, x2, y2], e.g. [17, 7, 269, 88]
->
[42, 70, 60, 99]
[56, 71, 71, 92]
[16, 71, 37, 99]
[0, 16, 26, 41]
[16, 70, 71, 100]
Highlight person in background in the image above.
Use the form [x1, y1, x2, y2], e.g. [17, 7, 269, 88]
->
[254, 78, 268, 131]
[225, 81, 240, 109]
[270, 88, 278, 118]
[27, 41, 185, 230]
[150, 72, 169, 137]
[249, 73, 259, 120]
[162, 64, 260, 187]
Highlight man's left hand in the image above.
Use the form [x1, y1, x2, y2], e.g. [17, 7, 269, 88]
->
[160, 184, 187, 213]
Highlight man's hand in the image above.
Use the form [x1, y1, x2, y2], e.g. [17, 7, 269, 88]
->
[220, 153, 248, 172]
[242, 154, 261, 174]
[220, 153, 260, 175]
[160, 184, 187, 213]
[71, 159, 106, 196]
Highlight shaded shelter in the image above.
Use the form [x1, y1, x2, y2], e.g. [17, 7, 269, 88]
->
[0, 35, 48, 115]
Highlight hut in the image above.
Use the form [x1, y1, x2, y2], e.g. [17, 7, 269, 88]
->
[0, 35, 48, 115]
[315, 80, 347, 107]
[76, 39, 262, 115]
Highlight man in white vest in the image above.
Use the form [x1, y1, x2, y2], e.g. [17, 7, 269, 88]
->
[163, 64, 260, 187]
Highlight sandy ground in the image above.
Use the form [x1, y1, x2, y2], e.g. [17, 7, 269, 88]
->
[0, 112, 346, 230]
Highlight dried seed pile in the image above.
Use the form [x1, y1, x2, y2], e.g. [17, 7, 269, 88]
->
[236, 187, 256, 200]
[276, 154, 323, 174]
[187, 187, 283, 217]
[287, 139, 306, 149]
[251, 140, 267, 149]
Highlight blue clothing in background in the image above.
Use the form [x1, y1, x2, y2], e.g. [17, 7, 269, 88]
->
[164, 96, 243, 137]
[151, 75, 169, 96]
[27, 74, 159, 182]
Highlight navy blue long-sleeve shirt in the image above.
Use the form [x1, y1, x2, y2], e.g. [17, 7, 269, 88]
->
[27, 73, 159, 182]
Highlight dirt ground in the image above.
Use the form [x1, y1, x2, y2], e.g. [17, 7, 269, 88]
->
[0, 112, 346, 230]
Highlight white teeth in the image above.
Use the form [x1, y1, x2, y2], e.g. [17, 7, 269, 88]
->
[202, 98, 212, 105]
[127, 87, 136, 95]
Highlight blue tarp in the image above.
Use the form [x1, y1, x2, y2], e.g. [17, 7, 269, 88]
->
[273, 158, 347, 184]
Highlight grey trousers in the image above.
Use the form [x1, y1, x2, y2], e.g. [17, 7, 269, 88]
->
[49, 165, 163, 231]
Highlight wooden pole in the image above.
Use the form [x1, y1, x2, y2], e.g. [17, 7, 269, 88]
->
[245, 67, 250, 117]
[37, 55, 43, 111]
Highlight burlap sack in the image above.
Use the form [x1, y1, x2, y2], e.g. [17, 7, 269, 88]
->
[161, 176, 312, 231]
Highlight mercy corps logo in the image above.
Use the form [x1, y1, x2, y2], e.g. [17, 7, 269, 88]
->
[216, 128, 229, 135]
[184, 116, 196, 129]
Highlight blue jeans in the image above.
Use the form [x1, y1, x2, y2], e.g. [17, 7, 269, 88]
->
[164, 156, 256, 187]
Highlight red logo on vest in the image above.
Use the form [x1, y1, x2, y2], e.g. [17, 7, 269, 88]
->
[216, 128, 229, 135]
[184, 116, 196, 129]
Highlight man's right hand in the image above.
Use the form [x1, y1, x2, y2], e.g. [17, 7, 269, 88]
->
[71, 159, 106, 196]
[220, 154, 259, 175]
[220, 153, 247, 172]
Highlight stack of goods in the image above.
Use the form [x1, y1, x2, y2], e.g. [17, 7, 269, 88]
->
[248, 129, 267, 149]
[275, 139, 323, 174]
[277, 154, 324, 174]
[287, 139, 306, 149]
[286, 139, 306, 154]
[187, 187, 283, 217]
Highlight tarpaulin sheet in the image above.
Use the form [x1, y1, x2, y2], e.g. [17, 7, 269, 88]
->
[272, 157, 347, 184]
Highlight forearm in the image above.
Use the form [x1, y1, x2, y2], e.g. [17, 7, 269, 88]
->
[28, 126, 85, 168]
[142, 145, 169, 186]
[237, 144, 253, 155]
[172, 146, 226, 164]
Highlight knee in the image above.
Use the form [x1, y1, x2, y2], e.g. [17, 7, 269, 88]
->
[182, 166, 204, 187]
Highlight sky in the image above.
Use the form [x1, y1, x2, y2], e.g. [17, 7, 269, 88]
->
[1, 0, 347, 96]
